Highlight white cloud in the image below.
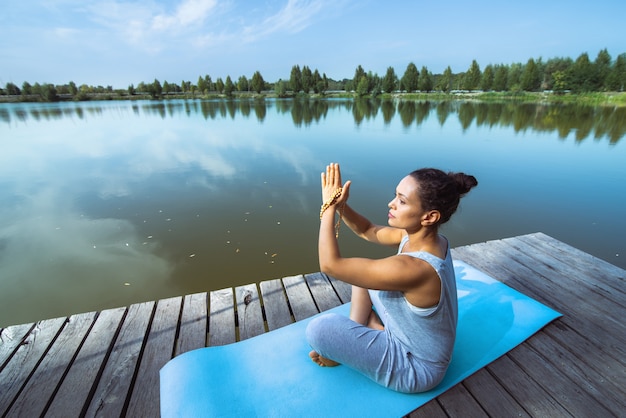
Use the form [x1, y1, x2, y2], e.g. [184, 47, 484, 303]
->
[242, 0, 330, 42]
[152, 0, 218, 31]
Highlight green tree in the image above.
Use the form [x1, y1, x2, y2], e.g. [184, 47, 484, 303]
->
[5, 82, 20, 95]
[606, 53, 626, 91]
[251, 71, 264, 93]
[215, 78, 224, 93]
[163, 81, 171, 95]
[237, 75, 249, 92]
[301, 65, 313, 93]
[274, 79, 288, 97]
[198, 76, 207, 93]
[312, 69, 324, 94]
[128, 84, 136, 95]
[400, 62, 419, 92]
[223, 76, 234, 96]
[520, 58, 541, 91]
[594, 48, 612, 91]
[41, 83, 59, 102]
[356, 75, 369, 96]
[290, 65, 302, 92]
[418, 66, 433, 92]
[543, 57, 573, 90]
[568, 52, 595, 92]
[437, 66, 453, 92]
[552, 70, 569, 92]
[68, 81, 78, 96]
[463, 60, 481, 90]
[507, 63, 523, 91]
[382, 66, 397, 93]
[204, 75, 213, 92]
[353, 65, 366, 91]
[492, 65, 508, 91]
[21, 81, 32, 95]
[149, 79, 162, 98]
[480, 65, 494, 91]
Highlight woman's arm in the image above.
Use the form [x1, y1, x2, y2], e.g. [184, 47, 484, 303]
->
[318, 164, 426, 291]
[339, 203, 403, 247]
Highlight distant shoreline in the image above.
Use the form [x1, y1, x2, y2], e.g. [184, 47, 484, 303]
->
[1, 91, 625, 107]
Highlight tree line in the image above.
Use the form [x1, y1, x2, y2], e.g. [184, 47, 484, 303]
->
[2, 48, 624, 102]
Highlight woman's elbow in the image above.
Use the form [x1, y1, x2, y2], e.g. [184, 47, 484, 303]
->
[318, 258, 338, 276]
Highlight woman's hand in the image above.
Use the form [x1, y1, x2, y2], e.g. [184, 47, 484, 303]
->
[321, 163, 351, 205]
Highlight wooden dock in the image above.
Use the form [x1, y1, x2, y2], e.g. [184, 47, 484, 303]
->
[1, 232, 624, 417]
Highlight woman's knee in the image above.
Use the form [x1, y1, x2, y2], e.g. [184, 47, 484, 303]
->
[305, 313, 341, 348]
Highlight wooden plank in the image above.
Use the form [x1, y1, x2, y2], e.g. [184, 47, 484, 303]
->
[462, 368, 531, 417]
[7, 312, 96, 417]
[507, 235, 625, 306]
[545, 319, 626, 387]
[507, 340, 615, 417]
[45, 307, 126, 417]
[0, 323, 34, 369]
[259, 279, 294, 331]
[235, 284, 266, 340]
[452, 243, 626, 359]
[527, 324, 625, 413]
[208, 287, 235, 346]
[406, 400, 448, 418]
[523, 232, 626, 292]
[486, 354, 572, 416]
[437, 383, 488, 417]
[175, 292, 208, 356]
[0, 317, 66, 416]
[327, 275, 352, 303]
[126, 296, 182, 418]
[282, 274, 319, 321]
[304, 272, 343, 312]
[83, 301, 154, 418]
[498, 237, 626, 347]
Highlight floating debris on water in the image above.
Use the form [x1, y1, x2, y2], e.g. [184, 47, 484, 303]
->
[189, 253, 196, 258]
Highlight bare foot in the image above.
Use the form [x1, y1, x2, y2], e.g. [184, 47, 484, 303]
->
[309, 350, 340, 367]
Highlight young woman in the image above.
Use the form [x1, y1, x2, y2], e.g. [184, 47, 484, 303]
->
[306, 163, 478, 393]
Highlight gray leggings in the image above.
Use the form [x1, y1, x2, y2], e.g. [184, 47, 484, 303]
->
[305, 313, 444, 393]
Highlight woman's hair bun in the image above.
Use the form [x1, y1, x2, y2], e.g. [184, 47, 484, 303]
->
[449, 172, 478, 196]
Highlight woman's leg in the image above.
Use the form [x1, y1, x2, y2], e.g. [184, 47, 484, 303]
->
[308, 286, 383, 367]
[350, 285, 373, 325]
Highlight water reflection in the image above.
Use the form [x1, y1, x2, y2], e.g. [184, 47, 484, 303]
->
[2, 98, 624, 144]
[1, 97, 625, 326]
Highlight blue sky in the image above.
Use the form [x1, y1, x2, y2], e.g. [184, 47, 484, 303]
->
[1, 0, 625, 88]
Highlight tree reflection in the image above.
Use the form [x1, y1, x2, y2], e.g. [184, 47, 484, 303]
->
[2, 98, 624, 144]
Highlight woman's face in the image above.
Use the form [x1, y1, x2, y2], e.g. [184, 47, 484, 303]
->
[387, 175, 426, 230]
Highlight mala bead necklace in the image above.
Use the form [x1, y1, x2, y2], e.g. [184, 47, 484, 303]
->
[320, 188, 345, 238]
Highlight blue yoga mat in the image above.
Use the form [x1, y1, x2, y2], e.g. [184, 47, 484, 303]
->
[160, 260, 561, 417]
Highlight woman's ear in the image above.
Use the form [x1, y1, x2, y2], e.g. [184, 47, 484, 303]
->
[421, 210, 441, 226]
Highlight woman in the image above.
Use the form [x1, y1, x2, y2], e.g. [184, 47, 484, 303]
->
[306, 163, 477, 393]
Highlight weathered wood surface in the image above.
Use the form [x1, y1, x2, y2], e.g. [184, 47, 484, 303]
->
[0, 232, 624, 417]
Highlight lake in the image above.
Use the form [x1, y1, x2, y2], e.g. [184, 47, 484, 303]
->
[1, 98, 625, 327]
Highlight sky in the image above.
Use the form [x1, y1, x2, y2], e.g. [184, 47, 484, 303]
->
[1, 0, 625, 89]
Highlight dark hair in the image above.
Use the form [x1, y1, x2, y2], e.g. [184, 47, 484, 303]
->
[408, 168, 478, 225]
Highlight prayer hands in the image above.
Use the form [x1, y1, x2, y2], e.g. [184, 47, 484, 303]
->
[321, 163, 351, 205]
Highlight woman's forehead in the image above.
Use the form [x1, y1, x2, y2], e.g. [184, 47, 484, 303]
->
[397, 175, 419, 196]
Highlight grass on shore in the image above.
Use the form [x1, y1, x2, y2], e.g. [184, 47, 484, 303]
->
[1, 91, 625, 107]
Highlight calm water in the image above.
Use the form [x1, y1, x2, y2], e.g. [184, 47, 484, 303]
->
[1, 98, 625, 327]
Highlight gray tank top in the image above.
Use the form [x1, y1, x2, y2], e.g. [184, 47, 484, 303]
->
[368, 235, 458, 367]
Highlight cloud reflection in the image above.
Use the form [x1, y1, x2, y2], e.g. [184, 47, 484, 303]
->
[0, 188, 173, 326]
